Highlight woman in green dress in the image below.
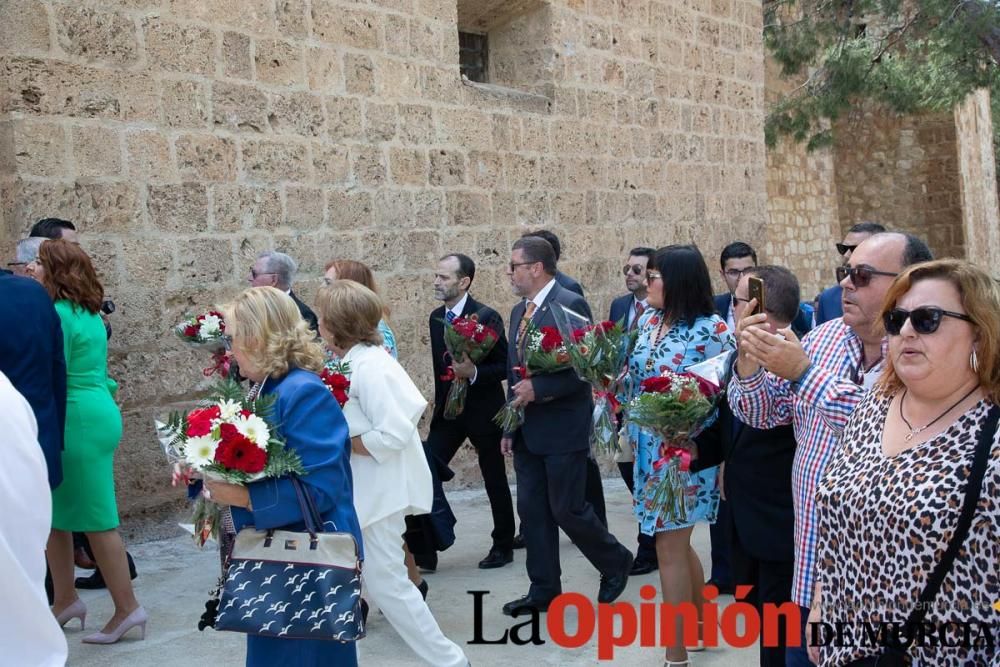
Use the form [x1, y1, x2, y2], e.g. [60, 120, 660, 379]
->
[37, 240, 146, 644]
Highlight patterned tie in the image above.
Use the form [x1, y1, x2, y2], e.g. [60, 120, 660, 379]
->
[631, 301, 645, 330]
[446, 310, 456, 324]
[516, 301, 537, 342]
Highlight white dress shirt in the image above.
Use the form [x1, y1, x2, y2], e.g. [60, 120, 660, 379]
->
[0, 372, 68, 667]
[446, 293, 469, 321]
[529, 278, 558, 311]
[340, 344, 433, 529]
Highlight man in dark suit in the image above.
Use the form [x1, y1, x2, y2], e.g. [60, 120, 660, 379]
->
[500, 236, 632, 616]
[427, 253, 516, 569]
[249, 250, 318, 332]
[0, 273, 67, 490]
[814, 221, 886, 327]
[699, 265, 800, 667]
[608, 247, 660, 576]
[522, 229, 584, 296]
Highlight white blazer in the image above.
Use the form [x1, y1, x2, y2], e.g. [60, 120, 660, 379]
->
[340, 343, 433, 529]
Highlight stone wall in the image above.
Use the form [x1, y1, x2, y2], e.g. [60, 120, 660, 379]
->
[954, 89, 1000, 272]
[1, 0, 769, 525]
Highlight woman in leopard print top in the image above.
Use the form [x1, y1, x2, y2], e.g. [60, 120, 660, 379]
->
[810, 260, 1000, 666]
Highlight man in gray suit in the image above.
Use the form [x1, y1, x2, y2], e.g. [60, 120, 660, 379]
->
[499, 236, 632, 616]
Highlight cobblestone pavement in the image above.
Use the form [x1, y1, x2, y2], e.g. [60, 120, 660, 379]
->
[67, 481, 757, 666]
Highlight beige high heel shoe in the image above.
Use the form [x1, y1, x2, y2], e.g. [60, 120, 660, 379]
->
[81, 606, 147, 644]
[54, 599, 87, 630]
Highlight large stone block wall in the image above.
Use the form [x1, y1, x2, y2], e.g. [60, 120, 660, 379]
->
[1, 0, 769, 525]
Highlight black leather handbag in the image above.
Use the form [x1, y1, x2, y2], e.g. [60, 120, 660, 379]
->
[215, 477, 365, 642]
[844, 405, 998, 666]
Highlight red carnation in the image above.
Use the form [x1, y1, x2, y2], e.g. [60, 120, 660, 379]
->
[599, 320, 617, 333]
[539, 326, 563, 352]
[183, 324, 199, 338]
[218, 422, 240, 441]
[571, 327, 589, 343]
[640, 376, 673, 393]
[472, 329, 487, 344]
[186, 405, 221, 437]
[320, 369, 351, 407]
[215, 433, 267, 474]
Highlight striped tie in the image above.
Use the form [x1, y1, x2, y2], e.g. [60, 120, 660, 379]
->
[516, 301, 537, 342]
[631, 302, 645, 330]
[446, 310, 456, 324]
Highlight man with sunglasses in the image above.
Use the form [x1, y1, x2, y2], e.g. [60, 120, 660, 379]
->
[248, 250, 318, 333]
[728, 232, 932, 667]
[814, 221, 886, 326]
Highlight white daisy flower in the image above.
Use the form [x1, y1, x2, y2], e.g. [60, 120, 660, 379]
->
[217, 399, 244, 421]
[184, 435, 218, 469]
[235, 414, 271, 450]
[199, 314, 222, 337]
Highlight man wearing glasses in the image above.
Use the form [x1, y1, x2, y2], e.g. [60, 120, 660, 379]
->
[715, 242, 759, 335]
[814, 221, 886, 326]
[727, 232, 932, 667]
[609, 247, 655, 330]
[248, 250, 318, 333]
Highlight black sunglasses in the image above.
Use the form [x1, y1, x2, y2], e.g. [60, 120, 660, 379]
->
[882, 307, 974, 336]
[623, 264, 645, 276]
[836, 264, 898, 288]
[836, 243, 857, 256]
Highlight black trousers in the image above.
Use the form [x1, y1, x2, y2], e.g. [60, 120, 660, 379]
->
[428, 414, 515, 551]
[709, 497, 733, 585]
[617, 462, 657, 563]
[729, 526, 794, 667]
[513, 445, 629, 601]
[585, 457, 608, 527]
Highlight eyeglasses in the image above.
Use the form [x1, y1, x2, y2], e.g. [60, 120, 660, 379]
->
[646, 271, 662, 282]
[623, 264, 646, 276]
[5, 261, 26, 268]
[250, 269, 275, 280]
[882, 307, 974, 336]
[836, 264, 898, 288]
[836, 243, 858, 256]
[724, 268, 754, 279]
[508, 261, 537, 272]
[221, 334, 233, 351]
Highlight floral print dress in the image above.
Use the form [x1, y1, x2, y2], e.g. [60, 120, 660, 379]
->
[624, 308, 734, 534]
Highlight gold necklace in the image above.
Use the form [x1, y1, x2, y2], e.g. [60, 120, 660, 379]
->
[645, 321, 668, 373]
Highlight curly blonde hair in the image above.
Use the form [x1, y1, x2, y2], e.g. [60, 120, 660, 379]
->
[224, 287, 325, 379]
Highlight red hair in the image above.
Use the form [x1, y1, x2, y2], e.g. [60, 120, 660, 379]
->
[39, 239, 104, 313]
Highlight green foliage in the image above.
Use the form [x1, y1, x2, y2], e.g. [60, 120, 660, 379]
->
[764, 0, 1000, 163]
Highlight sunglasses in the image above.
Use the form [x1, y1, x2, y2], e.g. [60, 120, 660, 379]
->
[646, 271, 662, 282]
[883, 307, 974, 336]
[623, 264, 646, 276]
[250, 269, 275, 279]
[836, 264, 898, 288]
[836, 243, 858, 256]
[508, 260, 537, 272]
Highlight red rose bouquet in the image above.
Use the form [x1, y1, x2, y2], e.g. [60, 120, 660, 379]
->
[320, 359, 351, 407]
[174, 310, 232, 378]
[492, 322, 572, 432]
[440, 314, 500, 419]
[158, 380, 306, 546]
[551, 305, 638, 454]
[628, 369, 722, 523]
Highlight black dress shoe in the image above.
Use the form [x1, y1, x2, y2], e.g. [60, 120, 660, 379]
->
[598, 552, 633, 603]
[478, 548, 514, 569]
[705, 579, 735, 595]
[629, 557, 658, 576]
[502, 595, 552, 616]
[417, 579, 429, 600]
[75, 552, 138, 589]
[511, 533, 526, 549]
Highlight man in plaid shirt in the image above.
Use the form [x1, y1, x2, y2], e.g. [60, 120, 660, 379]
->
[727, 232, 932, 667]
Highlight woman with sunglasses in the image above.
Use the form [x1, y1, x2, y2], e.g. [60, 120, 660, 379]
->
[622, 245, 734, 666]
[808, 259, 1000, 666]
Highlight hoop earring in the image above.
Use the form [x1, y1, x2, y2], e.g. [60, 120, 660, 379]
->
[970, 349, 979, 373]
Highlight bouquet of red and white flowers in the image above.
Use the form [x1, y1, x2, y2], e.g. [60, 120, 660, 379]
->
[174, 310, 231, 378]
[158, 381, 305, 546]
[440, 314, 500, 419]
[628, 368, 722, 524]
[552, 305, 638, 455]
[492, 322, 572, 432]
[320, 359, 351, 408]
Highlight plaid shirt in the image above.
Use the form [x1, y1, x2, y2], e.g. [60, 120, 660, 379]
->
[727, 318, 887, 608]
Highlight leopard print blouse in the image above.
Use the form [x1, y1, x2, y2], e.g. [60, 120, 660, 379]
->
[815, 392, 999, 666]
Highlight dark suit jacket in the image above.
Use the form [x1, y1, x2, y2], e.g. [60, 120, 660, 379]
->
[506, 281, 593, 455]
[814, 284, 842, 326]
[289, 290, 319, 333]
[555, 271, 584, 297]
[713, 293, 732, 325]
[428, 295, 508, 425]
[0, 274, 67, 488]
[695, 400, 795, 563]
[609, 293, 634, 327]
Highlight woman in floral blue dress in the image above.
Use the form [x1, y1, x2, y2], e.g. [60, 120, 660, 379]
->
[623, 245, 734, 666]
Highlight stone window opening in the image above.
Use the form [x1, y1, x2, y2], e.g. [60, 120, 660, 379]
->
[459, 31, 489, 83]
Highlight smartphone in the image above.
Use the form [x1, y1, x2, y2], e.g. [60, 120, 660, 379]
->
[747, 276, 765, 316]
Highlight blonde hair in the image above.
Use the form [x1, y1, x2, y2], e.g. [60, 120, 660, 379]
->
[224, 286, 325, 379]
[315, 280, 384, 350]
[877, 259, 1000, 404]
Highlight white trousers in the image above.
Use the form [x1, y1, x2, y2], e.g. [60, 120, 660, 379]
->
[361, 511, 467, 667]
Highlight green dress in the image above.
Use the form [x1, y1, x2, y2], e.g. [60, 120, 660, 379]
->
[51, 300, 123, 531]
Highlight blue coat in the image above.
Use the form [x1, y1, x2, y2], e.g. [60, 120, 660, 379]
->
[230, 368, 362, 667]
[0, 274, 67, 488]
[555, 271, 584, 296]
[609, 293, 633, 327]
[814, 285, 843, 326]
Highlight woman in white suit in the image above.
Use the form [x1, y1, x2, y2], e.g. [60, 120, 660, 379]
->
[314, 280, 468, 667]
